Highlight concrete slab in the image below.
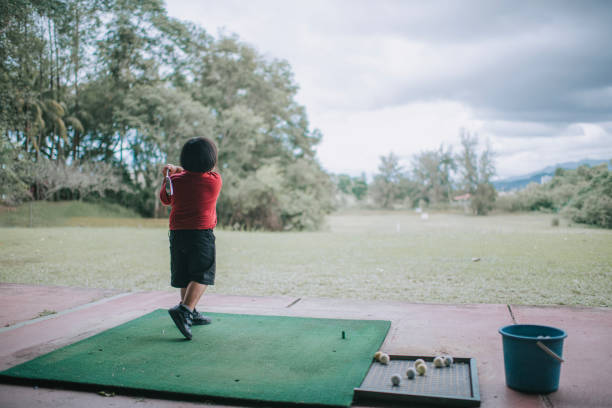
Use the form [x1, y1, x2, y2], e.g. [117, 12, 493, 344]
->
[0, 284, 120, 328]
[200, 293, 300, 312]
[511, 305, 612, 408]
[0, 384, 241, 408]
[3, 286, 608, 407]
[0, 291, 175, 371]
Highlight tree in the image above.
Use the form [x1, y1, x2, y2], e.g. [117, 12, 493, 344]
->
[457, 130, 479, 194]
[370, 153, 405, 208]
[478, 139, 496, 184]
[471, 182, 496, 215]
[0, 136, 32, 205]
[336, 174, 353, 194]
[456, 130, 497, 215]
[334, 173, 368, 202]
[412, 144, 456, 205]
[118, 84, 215, 216]
[25, 159, 125, 201]
[181, 34, 332, 229]
[351, 174, 368, 201]
[215, 104, 266, 176]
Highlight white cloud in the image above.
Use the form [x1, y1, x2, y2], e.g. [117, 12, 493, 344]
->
[314, 101, 478, 176]
[487, 123, 612, 178]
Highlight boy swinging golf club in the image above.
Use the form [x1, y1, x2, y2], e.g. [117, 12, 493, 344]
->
[160, 137, 222, 340]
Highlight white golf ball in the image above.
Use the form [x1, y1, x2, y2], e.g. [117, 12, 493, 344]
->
[414, 359, 425, 368]
[379, 353, 390, 364]
[391, 374, 401, 386]
[406, 367, 416, 379]
[444, 355, 453, 366]
[374, 351, 383, 361]
[434, 356, 445, 368]
[416, 363, 427, 376]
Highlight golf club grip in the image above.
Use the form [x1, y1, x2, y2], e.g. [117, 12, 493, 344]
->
[165, 170, 174, 196]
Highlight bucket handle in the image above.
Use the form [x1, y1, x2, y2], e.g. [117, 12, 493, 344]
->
[536, 341, 564, 363]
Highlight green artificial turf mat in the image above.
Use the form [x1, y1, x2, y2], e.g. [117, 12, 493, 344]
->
[0, 310, 390, 407]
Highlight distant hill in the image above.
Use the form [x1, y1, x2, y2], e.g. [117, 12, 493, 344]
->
[493, 158, 612, 192]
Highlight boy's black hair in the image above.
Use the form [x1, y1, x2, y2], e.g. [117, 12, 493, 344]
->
[180, 137, 218, 173]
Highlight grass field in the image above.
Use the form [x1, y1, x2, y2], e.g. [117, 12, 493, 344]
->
[0, 201, 144, 227]
[1, 209, 611, 307]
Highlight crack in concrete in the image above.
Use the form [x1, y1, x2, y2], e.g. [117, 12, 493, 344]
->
[540, 394, 555, 408]
[285, 297, 301, 308]
[507, 304, 517, 324]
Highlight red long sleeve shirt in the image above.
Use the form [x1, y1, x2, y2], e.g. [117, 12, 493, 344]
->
[160, 171, 222, 230]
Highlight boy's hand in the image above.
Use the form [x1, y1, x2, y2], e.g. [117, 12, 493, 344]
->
[162, 164, 184, 176]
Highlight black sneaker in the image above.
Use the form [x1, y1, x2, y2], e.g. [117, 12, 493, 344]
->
[192, 309, 212, 325]
[168, 304, 193, 340]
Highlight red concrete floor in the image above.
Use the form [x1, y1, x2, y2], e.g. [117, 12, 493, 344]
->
[0, 285, 611, 408]
[0, 283, 120, 328]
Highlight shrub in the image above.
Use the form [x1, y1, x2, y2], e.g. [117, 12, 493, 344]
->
[563, 194, 612, 229]
[218, 160, 335, 231]
[496, 162, 612, 228]
[471, 183, 496, 215]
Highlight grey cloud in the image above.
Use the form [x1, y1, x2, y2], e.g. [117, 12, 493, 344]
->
[345, 1, 612, 43]
[481, 121, 566, 139]
[170, 0, 612, 138]
[367, 2, 612, 122]
[292, 1, 612, 123]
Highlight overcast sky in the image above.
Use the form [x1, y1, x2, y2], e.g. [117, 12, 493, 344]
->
[165, 0, 612, 179]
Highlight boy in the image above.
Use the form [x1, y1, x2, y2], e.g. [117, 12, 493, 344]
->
[160, 137, 222, 340]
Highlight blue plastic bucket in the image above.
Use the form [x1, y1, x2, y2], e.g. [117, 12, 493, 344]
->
[499, 324, 567, 393]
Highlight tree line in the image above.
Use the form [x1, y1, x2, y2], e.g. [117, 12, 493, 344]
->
[336, 133, 612, 228]
[336, 130, 497, 215]
[1, 0, 333, 230]
[3, 1, 607, 229]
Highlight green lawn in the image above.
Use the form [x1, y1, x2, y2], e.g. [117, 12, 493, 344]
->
[0, 201, 143, 227]
[1, 211, 611, 307]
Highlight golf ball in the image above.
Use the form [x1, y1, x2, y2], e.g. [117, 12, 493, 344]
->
[406, 367, 416, 379]
[416, 363, 427, 376]
[374, 351, 383, 361]
[414, 359, 425, 368]
[434, 356, 445, 368]
[444, 355, 453, 366]
[379, 353, 390, 364]
[391, 374, 401, 386]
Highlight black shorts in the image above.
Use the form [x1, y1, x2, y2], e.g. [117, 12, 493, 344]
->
[169, 229, 216, 288]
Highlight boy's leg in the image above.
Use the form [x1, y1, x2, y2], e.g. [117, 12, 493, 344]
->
[183, 282, 211, 325]
[183, 281, 207, 311]
[168, 286, 195, 340]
